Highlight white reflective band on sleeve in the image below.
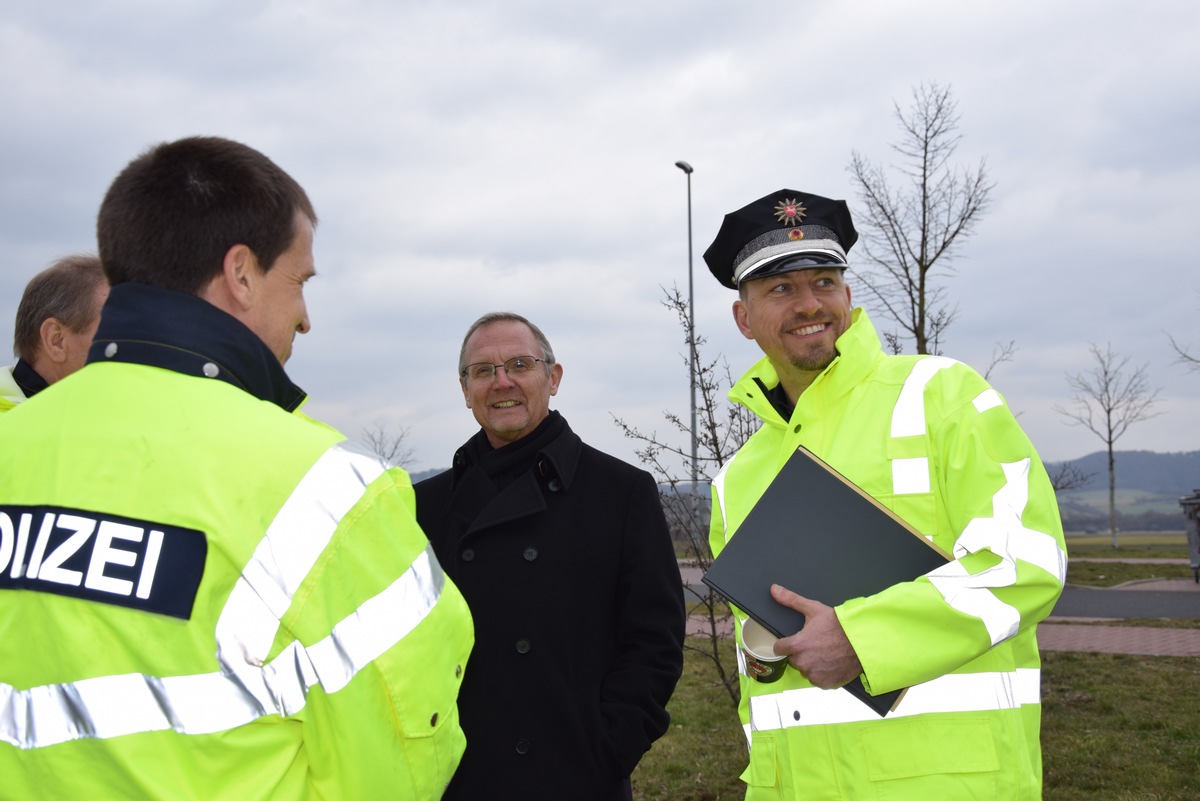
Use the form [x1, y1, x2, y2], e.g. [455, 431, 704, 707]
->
[747, 669, 1037, 732]
[216, 441, 388, 675]
[928, 458, 1064, 645]
[891, 457, 930, 495]
[0, 543, 443, 749]
[712, 459, 733, 540]
[307, 546, 444, 695]
[0, 443, 446, 751]
[890, 357, 955, 438]
[973, 388, 1003, 413]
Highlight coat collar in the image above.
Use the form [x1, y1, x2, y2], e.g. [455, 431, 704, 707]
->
[450, 410, 581, 492]
[88, 283, 307, 412]
[447, 412, 583, 535]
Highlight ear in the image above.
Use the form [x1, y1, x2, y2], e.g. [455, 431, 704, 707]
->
[223, 244, 259, 311]
[38, 317, 70, 365]
[548, 362, 563, 396]
[733, 298, 755, 340]
[460, 377, 472, 408]
[199, 244, 260, 318]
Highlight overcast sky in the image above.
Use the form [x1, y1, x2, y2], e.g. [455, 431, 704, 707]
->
[3, 0, 1198, 475]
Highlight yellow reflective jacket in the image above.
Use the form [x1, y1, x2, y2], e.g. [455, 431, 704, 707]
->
[0, 284, 473, 800]
[710, 309, 1066, 800]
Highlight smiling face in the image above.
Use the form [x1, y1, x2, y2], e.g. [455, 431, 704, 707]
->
[460, 319, 563, 448]
[733, 267, 853, 404]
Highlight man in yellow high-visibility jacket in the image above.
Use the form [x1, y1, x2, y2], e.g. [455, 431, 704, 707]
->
[0, 136, 473, 800]
[704, 189, 1066, 800]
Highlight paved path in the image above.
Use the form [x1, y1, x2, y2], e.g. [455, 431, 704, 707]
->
[1037, 621, 1200, 656]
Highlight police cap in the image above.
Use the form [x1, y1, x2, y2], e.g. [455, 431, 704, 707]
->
[703, 189, 858, 289]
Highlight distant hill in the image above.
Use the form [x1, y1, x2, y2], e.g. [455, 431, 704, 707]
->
[1049, 450, 1200, 497]
[1048, 450, 1200, 530]
[407, 451, 1200, 530]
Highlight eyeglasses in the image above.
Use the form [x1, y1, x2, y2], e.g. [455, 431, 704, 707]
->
[461, 355, 548, 381]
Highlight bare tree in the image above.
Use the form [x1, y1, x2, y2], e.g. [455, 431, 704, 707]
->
[1168, 289, 1200, 371]
[612, 286, 759, 707]
[1055, 344, 1162, 548]
[1047, 461, 1094, 492]
[847, 82, 995, 355]
[1169, 332, 1200, 371]
[982, 340, 1018, 382]
[361, 422, 416, 469]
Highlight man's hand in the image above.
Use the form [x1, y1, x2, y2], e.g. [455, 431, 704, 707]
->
[769, 584, 863, 689]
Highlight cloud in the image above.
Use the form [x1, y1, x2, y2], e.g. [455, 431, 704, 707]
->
[2, 0, 1198, 471]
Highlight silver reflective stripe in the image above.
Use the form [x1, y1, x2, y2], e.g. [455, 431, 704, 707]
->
[216, 441, 388, 662]
[889, 357, 955, 438]
[214, 441, 387, 710]
[307, 545, 444, 695]
[0, 442, 443, 750]
[891, 456, 930, 494]
[712, 458, 735, 540]
[747, 669, 1039, 731]
[928, 458, 1066, 645]
[973, 388, 1003, 413]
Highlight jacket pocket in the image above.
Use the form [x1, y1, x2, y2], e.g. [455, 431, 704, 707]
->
[862, 717, 998, 798]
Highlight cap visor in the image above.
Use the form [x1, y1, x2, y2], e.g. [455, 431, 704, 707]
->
[737, 252, 847, 285]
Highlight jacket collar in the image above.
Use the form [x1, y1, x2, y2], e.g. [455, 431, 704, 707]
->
[731, 308, 883, 426]
[88, 283, 307, 412]
[11, 358, 49, 400]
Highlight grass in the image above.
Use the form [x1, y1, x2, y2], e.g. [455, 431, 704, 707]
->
[1066, 559, 1195, 587]
[1041, 651, 1200, 801]
[1062, 532, 1196, 586]
[632, 637, 746, 801]
[633, 639, 1200, 801]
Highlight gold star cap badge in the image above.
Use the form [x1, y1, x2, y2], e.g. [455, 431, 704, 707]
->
[773, 198, 807, 226]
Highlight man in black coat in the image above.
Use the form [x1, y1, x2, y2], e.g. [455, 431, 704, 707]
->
[415, 311, 686, 801]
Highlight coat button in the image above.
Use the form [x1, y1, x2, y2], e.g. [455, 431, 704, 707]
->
[461, 548, 475, 562]
[547, 479, 562, 492]
[430, 712, 439, 727]
[515, 739, 530, 755]
[523, 547, 538, 562]
[515, 638, 531, 654]
[455, 664, 462, 679]
[793, 710, 801, 721]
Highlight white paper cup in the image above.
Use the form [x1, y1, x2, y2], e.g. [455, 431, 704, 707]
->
[741, 618, 787, 683]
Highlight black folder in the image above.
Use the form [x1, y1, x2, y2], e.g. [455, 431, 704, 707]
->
[702, 445, 950, 715]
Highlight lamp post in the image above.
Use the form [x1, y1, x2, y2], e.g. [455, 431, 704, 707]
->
[674, 160, 699, 497]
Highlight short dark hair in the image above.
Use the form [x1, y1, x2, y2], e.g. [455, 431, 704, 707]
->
[96, 136, 317, 295]
[13, 255, 107, 360]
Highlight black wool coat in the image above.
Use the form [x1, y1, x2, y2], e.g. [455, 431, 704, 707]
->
[415, 413, 685, 801]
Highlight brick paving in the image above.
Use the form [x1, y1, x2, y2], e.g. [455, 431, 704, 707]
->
[1038, 621, 1200, 656]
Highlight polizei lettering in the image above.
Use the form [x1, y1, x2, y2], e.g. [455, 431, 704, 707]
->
[0, 505, 206, 619]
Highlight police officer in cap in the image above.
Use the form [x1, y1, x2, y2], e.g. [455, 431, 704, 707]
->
[705, 189, 1066, 800]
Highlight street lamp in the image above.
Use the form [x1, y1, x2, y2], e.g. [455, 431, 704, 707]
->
[674, 161, 699, 497]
